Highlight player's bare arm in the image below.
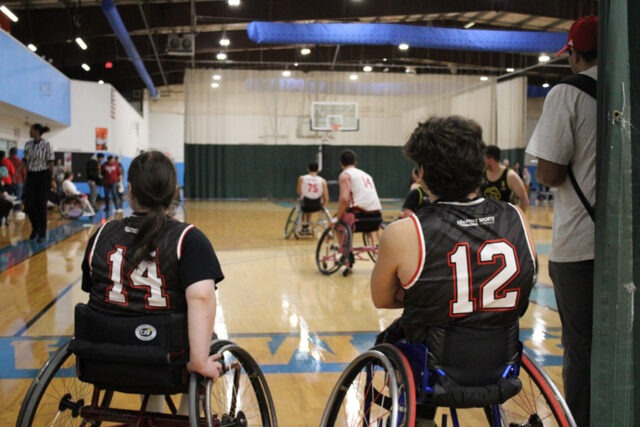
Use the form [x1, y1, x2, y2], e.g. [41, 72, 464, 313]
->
[507, 170, 530, 212]
[322, 178, 329, 205]
[371, 217, 420, 308]
[296, 176, 304, 197]
[335, 172, 351, 220]
[186, 279, 222, 381]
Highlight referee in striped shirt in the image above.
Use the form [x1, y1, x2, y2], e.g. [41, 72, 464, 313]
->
[15, 124, 55, 243]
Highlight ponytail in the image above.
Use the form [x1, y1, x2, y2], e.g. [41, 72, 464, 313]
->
[132, 207, 166, 266]
[127, 151, 177, 266]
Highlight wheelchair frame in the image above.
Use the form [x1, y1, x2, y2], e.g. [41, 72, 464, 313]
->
[59, 195, 91, 219]
[315, 219, 385, 276]
[17, 339, 277, 427]
[284, 203, 332, 239]
[320, 343, 576, 427]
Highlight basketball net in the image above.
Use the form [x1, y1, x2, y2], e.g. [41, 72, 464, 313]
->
[330, 122, 342, 138]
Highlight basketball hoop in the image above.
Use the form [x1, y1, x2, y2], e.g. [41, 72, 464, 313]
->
[330, 123, 342, 133]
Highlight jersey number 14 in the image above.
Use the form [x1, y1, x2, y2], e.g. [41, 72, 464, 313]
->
[106, 246, 169, 308]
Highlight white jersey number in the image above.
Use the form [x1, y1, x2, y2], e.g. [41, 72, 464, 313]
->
[107, 248, 169, 308]
[448, 240, 520, 316]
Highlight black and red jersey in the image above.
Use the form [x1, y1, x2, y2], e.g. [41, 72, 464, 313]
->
[82, 214, 223, 315]
[400, 197, 536, 342]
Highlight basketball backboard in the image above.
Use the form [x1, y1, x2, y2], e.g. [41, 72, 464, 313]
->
[310, 102, 359, 131]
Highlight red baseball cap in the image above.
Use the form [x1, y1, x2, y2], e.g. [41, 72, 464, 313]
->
[557, 15, 598, 56]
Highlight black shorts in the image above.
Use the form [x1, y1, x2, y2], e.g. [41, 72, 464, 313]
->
[300, 197, 323, 213]
[353, 210, 382, 232]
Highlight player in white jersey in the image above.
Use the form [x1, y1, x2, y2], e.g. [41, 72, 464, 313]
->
[331, 150, 383, 271]
[297, 160, 329, 235]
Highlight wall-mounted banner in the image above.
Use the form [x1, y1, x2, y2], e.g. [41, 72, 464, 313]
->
[95, 127, 108, 151]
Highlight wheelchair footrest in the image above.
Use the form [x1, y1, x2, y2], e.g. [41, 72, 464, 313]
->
[431, 375, 522, 408]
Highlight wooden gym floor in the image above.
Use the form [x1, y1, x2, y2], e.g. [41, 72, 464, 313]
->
[0, 200, 562, 426]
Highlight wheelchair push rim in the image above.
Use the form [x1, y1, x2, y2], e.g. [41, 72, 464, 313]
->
[315, 226, 347, 275]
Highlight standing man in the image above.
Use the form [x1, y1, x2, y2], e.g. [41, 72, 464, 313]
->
[297, 160, 329, 235]
[481, 145, 530, 212]
[526, 16, 598, 427]
[86, 153, 104, 209]
[102, 155, 122, 213]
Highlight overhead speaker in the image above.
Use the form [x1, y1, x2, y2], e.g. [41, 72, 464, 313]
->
[166, 33, 195, 56]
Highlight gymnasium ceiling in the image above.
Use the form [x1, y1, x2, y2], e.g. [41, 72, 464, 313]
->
[3, 0, 598, 99]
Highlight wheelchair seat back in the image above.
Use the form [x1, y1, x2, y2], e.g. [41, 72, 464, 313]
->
[400, 322, 522, 408]
[351, 211, 382, 233]
[69, 303, 189, 394]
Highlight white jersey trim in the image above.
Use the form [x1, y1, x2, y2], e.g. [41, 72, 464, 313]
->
[89, 220, 112, 273]
[401, 214, 426, 290]
[177, 225, 195, 260]
[437, 198, 485, 206]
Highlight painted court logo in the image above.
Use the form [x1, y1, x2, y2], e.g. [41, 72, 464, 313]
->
[135, 324, 157, 341]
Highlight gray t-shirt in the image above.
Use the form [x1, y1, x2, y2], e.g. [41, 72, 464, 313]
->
[526, 66, 597, 262]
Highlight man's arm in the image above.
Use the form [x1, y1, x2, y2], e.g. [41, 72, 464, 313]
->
[186, 280, 222, 381]
[371, 219, 420, 309]
[535, 158, 567, 187]
[335, 172, 351, 219]
[506, 170, 530, 212]
[296, 176, 303, 197]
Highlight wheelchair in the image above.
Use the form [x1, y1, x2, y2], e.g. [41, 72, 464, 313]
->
[315, 212, 385, 276]
[284, 201, 332, 239]
[59, 195, 94, 219]
[320, 323, 576, 427]
[17, 304, 277, 427]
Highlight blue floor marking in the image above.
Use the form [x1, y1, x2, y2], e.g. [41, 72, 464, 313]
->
[530, 282, 558, 311]
[1, 327, 563, 379]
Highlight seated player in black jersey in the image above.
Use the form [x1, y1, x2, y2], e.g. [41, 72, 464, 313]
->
[400, 167, 430, 218]
[81, 151, 225, 391]
[371, 116, 536, 425]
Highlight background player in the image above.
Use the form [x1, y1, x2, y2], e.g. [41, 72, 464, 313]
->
[62, 171, 95, 216]
[400, 166, 429, 218]
[81, 151, 225, 390]
[371, 116, 536, 425]
[296, 160, 329, 235]
[332, 149, 382, 273]
[482, 145, 530, 212]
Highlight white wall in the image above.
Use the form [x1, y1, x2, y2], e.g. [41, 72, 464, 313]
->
[46, 80, 148, 157]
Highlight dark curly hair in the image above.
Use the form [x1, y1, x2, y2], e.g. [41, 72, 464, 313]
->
[403, 116, 486, 201]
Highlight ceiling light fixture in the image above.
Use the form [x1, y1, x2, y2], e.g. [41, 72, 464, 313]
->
[0, 5, 18, 22]
[294, 62, 299, 67]
[480, 76, 489, 81]
[398, 43, 409, 51]
[211, 82, 220, 88]
[98, 80, 104, 85]
[27, 44, 37, 52]
[81, 63, 91, 71]
[542, 82, 550, 88]
[219, 36, 230, 47]
[300, 48, 311, 55]
[282, 70, 292, 77]
[349, 73, 358, 81]
[506, 67, 515, 72]
[228, 0, 240, 6]
[216, 52, 227, 60]
[538, 54, 551, 63]
[213, 74, 222, 81]
[362, 65, 372, 72]
[464, 22, 475, 29]
[75, 37, 88, 50]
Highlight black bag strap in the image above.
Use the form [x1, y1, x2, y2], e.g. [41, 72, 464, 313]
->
[557, 74, 596, 221]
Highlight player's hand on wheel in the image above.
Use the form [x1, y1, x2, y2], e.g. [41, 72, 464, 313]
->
[188, 354, 223, 382]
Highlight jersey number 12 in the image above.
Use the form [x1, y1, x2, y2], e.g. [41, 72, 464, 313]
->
[448, 240, 520, 316]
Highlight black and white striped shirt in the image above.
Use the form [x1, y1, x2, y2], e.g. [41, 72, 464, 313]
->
[24, 139, 54, 172]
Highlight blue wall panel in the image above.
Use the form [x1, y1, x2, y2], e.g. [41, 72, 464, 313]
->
[0, 31, 70, 125]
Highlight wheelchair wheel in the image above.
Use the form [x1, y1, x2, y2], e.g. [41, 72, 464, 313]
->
[315, 224, 349, 275]
[498, 351, 576, 427]
[189, 340, 277, 427]
[17, 340, 113, 427]
[362, 223, 385, 263]
[60, 196, 84, 219]
[284, 207, 299, 239]
[320, 344, 416, 427]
